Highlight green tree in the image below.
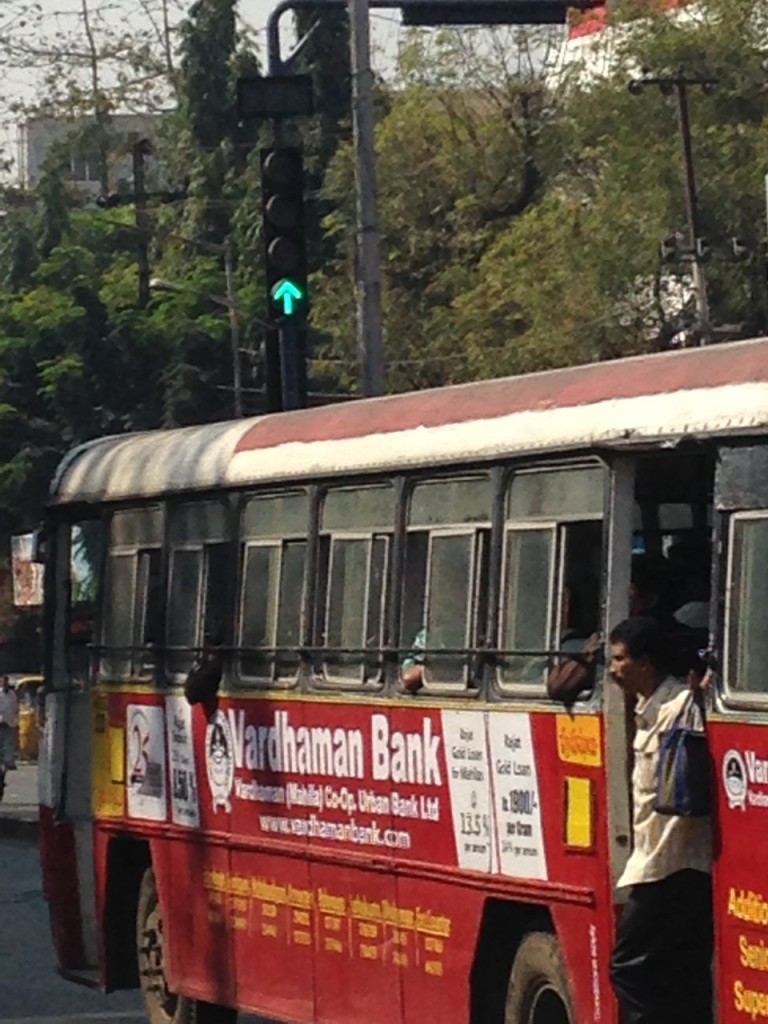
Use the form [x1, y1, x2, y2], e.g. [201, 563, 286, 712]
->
[313, 3, 768, 390]
[310, 26, 564, 391]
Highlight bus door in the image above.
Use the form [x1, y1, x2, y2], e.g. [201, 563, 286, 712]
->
[40, 510, 105, 973]
[709, 443, 768, 1023]
[604, 447, 715, 928]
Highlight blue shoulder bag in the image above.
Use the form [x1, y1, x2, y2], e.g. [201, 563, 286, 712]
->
[654, 689, 711, 817]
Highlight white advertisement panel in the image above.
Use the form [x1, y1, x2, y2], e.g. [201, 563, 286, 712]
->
[126, 704, 167, 822]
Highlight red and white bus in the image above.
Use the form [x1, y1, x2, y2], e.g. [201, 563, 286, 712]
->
[39, 336, 768, 1024]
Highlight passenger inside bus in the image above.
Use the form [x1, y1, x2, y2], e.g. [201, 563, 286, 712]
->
[547, 548, 708, 704]
[667, 537, 711, 631]
[629, 553, 707, 679]
[400, 628, 426, 693]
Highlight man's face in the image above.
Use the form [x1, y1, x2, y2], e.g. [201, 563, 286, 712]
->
[609, 641, 649, 698]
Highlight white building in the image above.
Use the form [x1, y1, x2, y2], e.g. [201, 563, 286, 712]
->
[17, 112, 162, 193]
[559, 0, 689, 75]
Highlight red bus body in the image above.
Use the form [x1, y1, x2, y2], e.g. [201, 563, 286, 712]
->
[38, 338, 768, 1023]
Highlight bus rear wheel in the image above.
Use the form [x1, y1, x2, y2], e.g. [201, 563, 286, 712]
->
[505, 931, 572, 1024]
[137, 867, 236, 1024]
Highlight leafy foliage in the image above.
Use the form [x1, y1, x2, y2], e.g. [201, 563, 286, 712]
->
[312, 3, 768, 390]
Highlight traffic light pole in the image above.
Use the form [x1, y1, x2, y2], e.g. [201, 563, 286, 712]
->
[263, 0, 597, 401]
[278, 319, 303, 410]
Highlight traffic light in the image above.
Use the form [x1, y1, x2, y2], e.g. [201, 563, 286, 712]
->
[730, 237, 749, 261]
[695, 237, 711, 261]
[659, 235, 678, 263]
[260, 146, 307, 319]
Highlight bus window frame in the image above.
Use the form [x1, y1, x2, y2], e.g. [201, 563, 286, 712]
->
[721, 509, 768, 710]
[313, 528, 390, 693]
[399, 470, 493, 698]
[237, 537, 302, 689]
[423, 525, 484, 692]
[98, 503, 163, 685]
[164, 498, 230, 684]
[236, 489, 310, 690]
[496, 519, 557, 697]
[493, 458, 607, 703]
[165, 542, 205, 677]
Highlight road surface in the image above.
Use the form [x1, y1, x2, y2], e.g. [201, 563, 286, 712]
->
[0, 839, 264, 1024]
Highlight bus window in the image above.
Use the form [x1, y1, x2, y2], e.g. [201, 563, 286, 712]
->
[499, 465, 604, 694]
[401, 476, 492, 690]
[726, 514, 768, 697]
[239, 492, 309, 686]
[67, 520, 104, 684]
[316, 484, 394, 687]
[166, 502, 228, 676]
[100, 507, 162, 681]
[501, 526, 555, 686]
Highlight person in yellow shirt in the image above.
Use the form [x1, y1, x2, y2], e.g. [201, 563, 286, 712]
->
[607, 616, 712, 1024]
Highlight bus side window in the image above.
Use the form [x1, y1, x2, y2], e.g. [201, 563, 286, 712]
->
[401, 476, 493, 691]
[726, 513, 768, 697]
[100, 507, 162, 681]
[499, 465, 604, 695]
[501, 526, 555, 687]
[316, 484, 395, 688]
[238, 492, 309, 686]
[68, 520, 105, 684]
[166, 502, 229, 676]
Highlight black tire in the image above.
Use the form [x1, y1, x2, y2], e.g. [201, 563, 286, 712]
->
[505, 931, 573, 1024]
[136, 867, 236, 1024]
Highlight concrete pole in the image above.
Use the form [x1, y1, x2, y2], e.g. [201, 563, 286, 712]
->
[349, 0, 385, 395]
[132, 139, 151, 308]
[223, 240, 244, 418]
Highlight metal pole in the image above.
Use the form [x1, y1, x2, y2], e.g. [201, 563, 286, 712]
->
[132, 139, 151, 308]
[675, 79, 711, 336]
[223, 241, 243, 418]
[349, 0, 385, 396]
[279, 320, 301, 410]
[266, 0, 291, 74]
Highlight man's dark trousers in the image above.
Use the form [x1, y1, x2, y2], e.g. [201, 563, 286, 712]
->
[610, 868, 713, 1024]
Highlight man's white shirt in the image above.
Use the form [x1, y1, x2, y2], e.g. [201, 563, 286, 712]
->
[618, 676, 712, 889]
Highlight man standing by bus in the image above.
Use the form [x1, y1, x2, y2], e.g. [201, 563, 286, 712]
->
[607, 617, 713, 1024]
[0, 675, 18, 800]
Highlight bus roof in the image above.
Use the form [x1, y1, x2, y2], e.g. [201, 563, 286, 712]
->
[51, 336, 768, 504]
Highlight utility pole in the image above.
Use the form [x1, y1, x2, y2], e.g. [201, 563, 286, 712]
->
[674, 75, 710, 334]
[132, 139, 152, 308]
[348, 0, 385, 395]
[629, 69, 715, 342]
[223, 240, 244, 418]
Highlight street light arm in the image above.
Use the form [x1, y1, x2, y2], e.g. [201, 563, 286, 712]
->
[149, 277, 232, 310]
[148, 277, 273, 330]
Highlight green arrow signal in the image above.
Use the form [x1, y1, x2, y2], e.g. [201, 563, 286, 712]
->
[272, 279, 303, 316]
